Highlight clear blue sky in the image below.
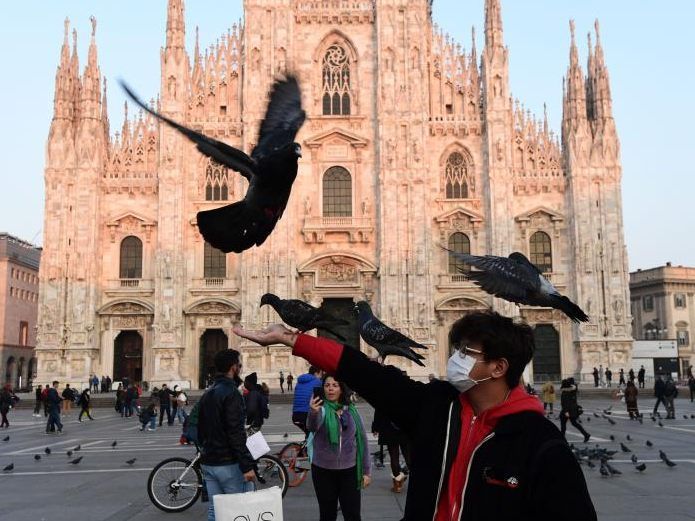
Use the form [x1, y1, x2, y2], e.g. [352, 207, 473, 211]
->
[0, 1, 692, 270]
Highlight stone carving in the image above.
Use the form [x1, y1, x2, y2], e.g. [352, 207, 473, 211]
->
[205, 316, 224, 327]
[304, 196, 312, 216]
[318, 260, 358, 284]
[411, 138, 421, 163]
[612, 298, 624, 323]
[386, 139, 396, 166]
[361, 197, 370, 216]
[107, 302, 150, 315]
[113, 315, 148, 329]
[190, 301, 235, 314]
[417, 301, 427, 326]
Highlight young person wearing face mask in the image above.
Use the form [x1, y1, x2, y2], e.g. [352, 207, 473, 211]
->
[234, 311, 596, 521]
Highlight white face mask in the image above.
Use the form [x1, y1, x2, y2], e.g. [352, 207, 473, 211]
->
[446, 350, 492, 393]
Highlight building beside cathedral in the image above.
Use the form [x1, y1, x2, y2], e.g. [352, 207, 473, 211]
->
[36, 0, 632, 389]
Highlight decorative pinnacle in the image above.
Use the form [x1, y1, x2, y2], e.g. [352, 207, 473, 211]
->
[90, 15, 97, 38]
[63, 18, 70, 42]
[569, 20, 576, 44]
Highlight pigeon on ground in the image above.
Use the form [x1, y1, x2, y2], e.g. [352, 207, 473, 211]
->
[609, 435, 615, 441]
[586, 460, 595, 469]
[125, 458, 137, 465]
[691, 414, 695, 419]
[599, 462, 610, 477]
[603, 409, 612, 415]
[635, 463, 647, 472]
[355, 301, 427, 366]
[605, 461, 622, 475]
[440, 248, 589, 322]
[586, 417, 591, 422]
[2, 463, 13, 472]
[659, 450, 677, 467]
[592, 412, 599, 418]
[260, 294, 349, 341]
[2, 436, 9, 442]
[69, 456, 83, 465]
[646, 440, 653, 447]
[630, 454, 638, 464]
[607, 417, 616, 426]
[122, 77, 306, 254]
[44, 448, 51, 455]
[282, 433, 288, 439]
[658, 421, 664, 428]
[626, 435, 632, 441]
[638, 416, 643, 425]
[684, 415, 688, 420]
[111, 441, 118, 449]
[620, 443, 631, 453]
[74, 445, 81, 452]
[66, 450, 73, 457]
[34, 454, 41, 461]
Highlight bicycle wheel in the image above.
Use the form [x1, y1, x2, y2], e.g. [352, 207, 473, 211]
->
[279, 442, 309, 487]
[147, 457, 202, 513]
[255, 454, 289, 497]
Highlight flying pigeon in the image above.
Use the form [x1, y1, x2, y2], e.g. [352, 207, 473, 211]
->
[111, 441, 118, 449]
[441, 248, 589, 322]
[70, 456, 83, 465]
[355, 301, 427, 366]
[125, 458, 137, 465]
[44, 448, 51, 455]
[630, 454, 638, 464]
[122, 77, 306, 253]
[620, 443, 631, 453]
[260, 294, 349, 341]
[646, 440, 653, 448]
[659, 450, 677, 467]
[34, 454, 41, 461]
[635, 463, 646, 472]
[2, 436, 9, 442]
[2, 463, 14, 472]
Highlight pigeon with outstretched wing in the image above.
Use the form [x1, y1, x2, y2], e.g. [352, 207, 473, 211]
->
[441, 248, 589, 323]
[121, 76, 305, 253]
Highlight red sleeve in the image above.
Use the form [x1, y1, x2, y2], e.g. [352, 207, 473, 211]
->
[292, 334, 344, 374]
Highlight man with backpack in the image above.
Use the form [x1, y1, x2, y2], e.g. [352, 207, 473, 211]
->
[243, 372, 269, 430]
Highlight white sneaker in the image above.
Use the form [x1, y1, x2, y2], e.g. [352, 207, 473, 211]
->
[147, 427, 155, 431]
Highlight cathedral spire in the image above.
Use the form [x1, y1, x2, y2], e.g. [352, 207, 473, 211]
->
[80, 16, 102, 121]
[563, 20, 588, 132]
[52, 18, 75, 121]
[484, 0, 504, 50]
[166, 0, 185, 50]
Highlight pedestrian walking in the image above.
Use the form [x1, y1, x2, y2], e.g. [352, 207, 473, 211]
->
[157, 384, 174, 426]
[279, 371, 285, 394]
[171, 385, 180, 422]
[175, 387, 188, 423]
[287, 372, 294, 391]
[560, 378, 591, 442]
[41, 384, 50, 417]
[243, 373, 268, 430]
[638, 365, 646, 389]
[77, 389, 94, 422]
[688, 375, 695, 403]
[605, 368, 612, 388]
[33, 385, 42, 417]
[624, 380, 640, 419]
[292, 366, 323, 435]
[628, 368, 635, 383]
[308, 376, 371, 521]
[652, 375, 668, 416]
[45, 381, 63, 434]
[115, 384, 124, 415]
[618, 368, 625, 386]
[61, 384, 75, 413]
[541, 381, 555, 414]
[592, 367, 599, 388]
[663, 376, 678, 419]
[0, 385, 18, 428]
[197, 349, 256, 521]
[372, 406, 410, 493]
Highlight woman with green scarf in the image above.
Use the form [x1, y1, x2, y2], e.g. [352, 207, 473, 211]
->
[307, 375, 371, 521]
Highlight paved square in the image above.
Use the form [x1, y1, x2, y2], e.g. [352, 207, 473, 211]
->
[0, 396, 693, 520]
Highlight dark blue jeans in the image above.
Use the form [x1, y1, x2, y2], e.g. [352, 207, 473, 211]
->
[201, 463, 255, 521]
[46, 408, 63, 432]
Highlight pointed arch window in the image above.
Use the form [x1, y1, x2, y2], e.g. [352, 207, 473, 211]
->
[448, 232, 471, 274]
[119, 236, 143, 279]
[529, 231, 552, 273]
[204, 242, 226, 279]
[205, 160, 230, 201]
[444, 152, 471, 199]
[322, 44, 352, 116]
[322, 167, 352, 217]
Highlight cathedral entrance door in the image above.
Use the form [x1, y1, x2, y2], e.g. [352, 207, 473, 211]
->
[114, 331, 143, 383]
[200, 329, 228, 389]
[317, 298, 360, 350]
[532, 325, 561, 382]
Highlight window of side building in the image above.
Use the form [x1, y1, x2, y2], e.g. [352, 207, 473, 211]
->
[674, 293, 687, 308]
[19, 321, 28, 346]
[642, 295, 654, 312]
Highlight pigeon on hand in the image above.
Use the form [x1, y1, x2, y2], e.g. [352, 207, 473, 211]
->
[646, 440, 653, 447]
[620, 443, 631, 453]
[69, 456, 83, 465]
[2, 436, 9, 442]
[125, 458, 137, 465]
[260, 294, 349, 341]
[111, 441, 118, 449]
[2, 463, 13, 472]
[34, 454, 41, 461]
[635, 463, 646, 472]
[44, 448, 51, 455]
[659, 450, 677, 467]
[355, 301, 427, 366]
[440, 248, 589, 322]
[122, 77, 306, 254]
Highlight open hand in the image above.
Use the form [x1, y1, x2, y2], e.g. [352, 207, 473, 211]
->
[233, 324, 297, 347]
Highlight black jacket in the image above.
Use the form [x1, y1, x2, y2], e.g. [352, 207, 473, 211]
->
[560, 385, 580, 418]
[244, 385, 266, 430]
[654, 379, 666, 398]
[157, 388, 174, 406]
[335, 346, 596, 521]
[198, 376, 255, 472]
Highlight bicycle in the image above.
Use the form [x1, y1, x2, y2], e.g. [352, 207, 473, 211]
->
[278, 438, 311, 487]
[147, 445, 289, 513]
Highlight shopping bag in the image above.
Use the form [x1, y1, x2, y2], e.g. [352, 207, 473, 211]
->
[246, 431, 270, 460]
[213, 486, 283, 521]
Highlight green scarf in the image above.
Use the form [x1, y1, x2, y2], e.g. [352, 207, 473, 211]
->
[322, 400, 365, 489]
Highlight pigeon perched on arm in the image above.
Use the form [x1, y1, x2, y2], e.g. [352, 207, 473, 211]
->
[260, 293, 349, 340]
[354, 301, 427, 366]
[121, 76, 306, 253]
[441, 248, 589, 323]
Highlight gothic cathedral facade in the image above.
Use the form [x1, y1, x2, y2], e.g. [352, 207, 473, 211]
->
[36, 0, 632, 389]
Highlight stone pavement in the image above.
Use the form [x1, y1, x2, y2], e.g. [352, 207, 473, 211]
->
[0, 396, 693, 520]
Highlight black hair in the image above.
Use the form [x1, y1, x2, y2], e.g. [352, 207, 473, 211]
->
[448, 310, 535, 388]
[214, 349, 241, 374]
[309, 365, 321, 375]
[321, 374, 351, 406]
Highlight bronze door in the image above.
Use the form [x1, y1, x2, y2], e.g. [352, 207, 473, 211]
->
[114, 331, 143, 383]
[199, 329, 228, 388]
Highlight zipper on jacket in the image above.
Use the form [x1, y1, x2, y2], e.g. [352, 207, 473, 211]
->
[449, 415, 477, 520]
[456, 432, 496, 521]
[431, 402, 455, 521]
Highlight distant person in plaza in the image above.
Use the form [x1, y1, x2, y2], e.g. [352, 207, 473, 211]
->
[624, 380, 640, 419]
[100, 376, 106, 393]
[688, 374, 695, 403]
[292, 366, 323, 435]
[279, 371, 285, 393]
[652, 375, 668, 417]
[234, 311, 597, 520]
[605, 367, 612, 388]
[157, 384, 175, 426]
[106, 375, 112, 392]
[598, 364, 605, 387]
[33, 385, 43, 417]
[307, 376, 371, 521]
[560, 378, 591, 443]
[139, 396, 157, 431]
[92, 374, 100, 393]
[618, 368, 625, 386]
[45, 380, 63, 434]
[628, 368, 635, 383]
[61, 384, 75, 413]
[541, 381, 555, 415]
[243, 372, 268, 430]
[173, 385, 187, 424]
[638, 365, 646, 389]
[592, 367, 599, 387]
[77, 388, 94, 422]
[372, 404, 409, 494]
[286, 372, 294, 391]
[123, 384, 137, 417]
[663, 375, 678, 419]
[0, 385, 18, 428]
[115, 384, 124, 415]
[197, 349, 256, 521]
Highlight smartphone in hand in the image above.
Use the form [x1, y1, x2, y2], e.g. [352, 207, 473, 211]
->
[312, 386, 325, 401]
